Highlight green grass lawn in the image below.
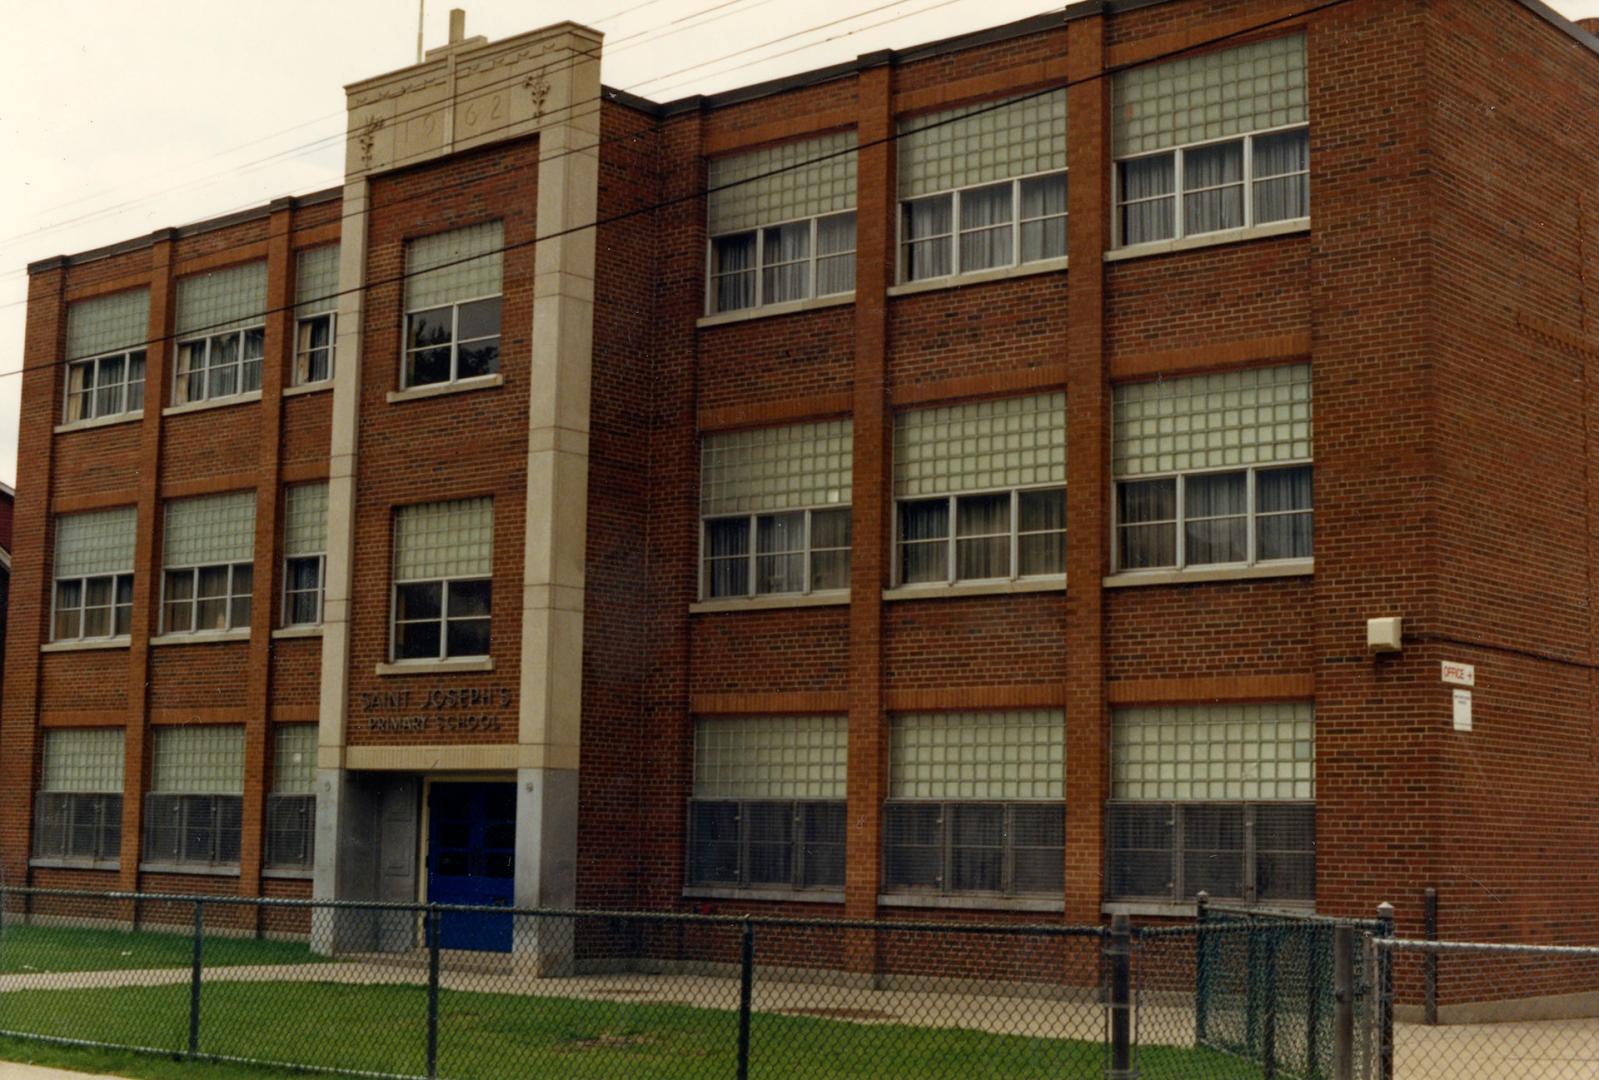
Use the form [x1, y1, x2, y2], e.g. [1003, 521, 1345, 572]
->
[0, 924, 329, 974]
[0, 978, 1266, 1079]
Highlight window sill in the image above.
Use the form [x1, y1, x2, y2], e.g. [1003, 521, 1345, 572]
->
[272, 625, 324, 640]
[162, 390, 263, 418]
[41, 637, 132, 654]
[887, 256, 1068, 298]
[1105, 219, 1309, 263]
[376, 657, 495, 675]
[689, 592, 849, 615]
[1103, 561, 1312, 589]
[683, 887, 845, 905]
[138, 863, 241, 878]
[150, 630, 251, 646]
[30, 857, 121, 872]
[386, 373, 503, 403]
[697, 292, 854, 329]
[55, 413, 142, 435]
[263, 868, 316, 881]
[883, 577, 1066, 602]
[282, 381, 333, 398]
[877, 893, 1065, 914]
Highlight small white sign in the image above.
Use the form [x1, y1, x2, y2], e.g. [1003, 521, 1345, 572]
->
[1442, 661, 1475, 687]
[1452, 689, 1473, 732]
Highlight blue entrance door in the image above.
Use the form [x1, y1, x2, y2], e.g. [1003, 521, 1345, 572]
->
[426, 782, 516, 952]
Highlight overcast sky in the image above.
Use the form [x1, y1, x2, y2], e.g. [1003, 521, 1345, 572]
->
[1, 0, 1594, 490]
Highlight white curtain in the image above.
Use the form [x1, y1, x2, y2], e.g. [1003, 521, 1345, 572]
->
[1257, 465, 1313, 559]
[1254, 129, 1309, 224]
[955, 493, 1010, 579]
[809, 508, 851, 591]
[1018, 488, 1066, 575]
[713, 233, 757, 312]
[1183, 471, 1248, 564]
[1183, 140, 1245, 235]
[755, 511, 806, 594]
[93, 355, 124, 419]
[902, 195, 953, 280]
[1117, 479, 1176, 569]
[66, 362, 92, 422]
[1020, 174, 1068, 263]
[704, 518, 750, 597]
[761, 222, 811, 304]
[1120, 155, 1175, 244]
[898, 499, 949, 583]
[958, 183, 1013, 272]
[815, 213, 856, 296]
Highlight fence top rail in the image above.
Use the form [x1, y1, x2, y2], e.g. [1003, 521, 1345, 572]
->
[1380, 938, 1599, 959]
[1204, 901, 1383, 930]
[0, 885, 1107, 938]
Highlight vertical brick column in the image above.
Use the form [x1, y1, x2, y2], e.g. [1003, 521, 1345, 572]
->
[845, 56, 894, 926]
[0, 262, 66, 887]
[239, 200, 295, 909]
[1063, 14, 1109, 926]
[120, 230, 179, 892]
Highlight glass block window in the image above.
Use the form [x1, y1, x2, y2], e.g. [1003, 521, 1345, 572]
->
[41, 729, 125, 793]
[164, 492, 256, 567]
[66, 289, 149, 361]
[1110, 703, 1315, 801]
[889, 711, 1064, 800]
[175, 262, 267, 337]
[56, 508, 137, 578]
[894, 393, 1065, 498]
[1113, 363, 1310, 478]
[898, 90, 1067, 199]
[708, 132, 857, 237]
[405, 221, 503, 311]
[394, 498, 493, 581]
[692, 716, 847, 800]
[295, 246, 340, 317]
[151, 726, 245, 795]
[272, 725, 317, 795]
[1113, 34, 1307, 158]
[284, 484, 328, 558]
[701, 420, 852, 517]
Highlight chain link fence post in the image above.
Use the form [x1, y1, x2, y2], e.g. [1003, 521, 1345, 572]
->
[188, 899, 204, 1059]
[737, 916, 754, 1080]
[1194, 890, 1210, 1047]
[1106, 914, 1133, 1079]
[1333, 924, 1354, 1080]
[427, 906, 441, 1080]
[1376, 902, 1395, 1080]
[1423, 887, 1438, 1026]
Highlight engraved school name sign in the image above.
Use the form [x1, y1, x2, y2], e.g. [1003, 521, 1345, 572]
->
[360, 686, 513, 734]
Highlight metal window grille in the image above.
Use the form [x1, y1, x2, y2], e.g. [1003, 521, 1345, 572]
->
[295, 245, 340, 317]
[1105, 801, 1315, 902]
[897, 90, 1068, 199]
[882, 801, 1064, 896]
[56, 507, 137, 578]
[394, 498, 493, 581]
[33, 793, 123, 862]
[175, 262, 267, 337]
[701, 420, 853, 517]
[405, 221, 502, 310]
[1110, 702, 1314, 801]
[894, 393, 1066, 499]
[266, 725, 317, 870]
[888, 711, 1064, 800]
[144, 794, 244, 867]
[686, 800, 846, 891]
[707, 131, 857, 236]
[1112, 33, 1307, 157]
[164, 492, 256, 567]
[66, 288, 150, 361]
[1112, 363, 1311, 479]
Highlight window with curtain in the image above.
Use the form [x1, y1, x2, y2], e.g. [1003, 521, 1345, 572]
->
[53, 507, 137, 642]
[706, 132, 857, 314]
[266, 725, 317, 870]
[688, 715, 847, 891]
[897, 90, 1067, 283]
[173, 262, 267, 406]
[282, 483, 328, 627]
[63, 289, 148, 424]
[144, 726, 245, 868]
[1107, 703, 1315, 903]
[392, 497, 493, 661]
[883, 711, 1064, 897]
[1112, 363, 1311, 573]
[294, 245, 339, 386]
[33, 729, 124, 863]
[893, 393, 1065, 586]
[1112, 34, 1308, 247]
[700, 420, 852, 600]
[404, 222, 503, 388]
[161, 492, 256, 635]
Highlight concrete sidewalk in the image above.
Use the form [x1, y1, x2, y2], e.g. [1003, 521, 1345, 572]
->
[0, 1066, 115, 1079]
